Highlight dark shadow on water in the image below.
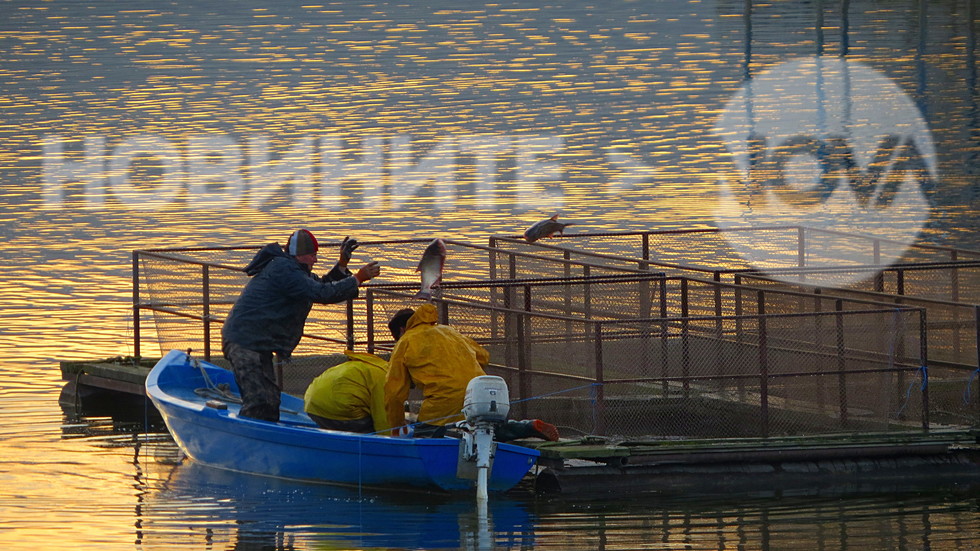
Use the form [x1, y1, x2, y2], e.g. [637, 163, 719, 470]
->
[59, 383, 166, 430]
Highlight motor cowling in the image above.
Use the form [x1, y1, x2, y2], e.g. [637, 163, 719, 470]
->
[462, 375, 510, 423]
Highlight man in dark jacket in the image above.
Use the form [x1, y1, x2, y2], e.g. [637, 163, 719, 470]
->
[222, 229, 380, 422]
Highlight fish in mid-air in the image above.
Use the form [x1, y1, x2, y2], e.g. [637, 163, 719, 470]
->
[523, 215, 574, 243]
[415, 238, 446, 300]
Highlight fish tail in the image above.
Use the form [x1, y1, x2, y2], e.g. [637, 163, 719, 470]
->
[415, 289, 432, 300]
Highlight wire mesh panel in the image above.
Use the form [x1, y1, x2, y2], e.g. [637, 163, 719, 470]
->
[136, 247, 355, 361]
[497, 228, 763, 271]
[351, 237, 654, 284]
[737, 262, 980, 303]
[137, 251, 250, 358]
[657, 277, 910, 321]
[135, 242, 661, 358]
[491, 235, 719, 279]
[495, 227, 980, 284]
[136, 241, 979, 359]
[578, 309, 928, 438]
[736, 273, 980, 370]
[362, 287, 940, 439]
[485, 244, 650, 282]
[531, 226, 980, 266]
[889, 264, 980, 304]
[428, 275, 665, 322]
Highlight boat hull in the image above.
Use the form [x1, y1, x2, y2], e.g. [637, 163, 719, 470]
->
[146, 350, 538, 492]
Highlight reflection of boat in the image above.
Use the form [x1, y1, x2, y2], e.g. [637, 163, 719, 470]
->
[146, 460, 535, 550]
[146, 349, 539, 493]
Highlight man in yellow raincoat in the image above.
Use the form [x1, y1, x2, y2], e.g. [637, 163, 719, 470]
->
[384, 304, 559, 441]
[304, 350, 391, 434]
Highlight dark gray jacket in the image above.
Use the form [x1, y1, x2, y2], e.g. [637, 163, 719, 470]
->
[221, 243, 359, 356]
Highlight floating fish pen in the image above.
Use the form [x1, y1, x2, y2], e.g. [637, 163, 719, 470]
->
[484, 229, 980, 429]
[487, 228, 980, 365]
[65, 231, 975, 493]
[485, 231, 980, 390]
[128, 238, 978, 436]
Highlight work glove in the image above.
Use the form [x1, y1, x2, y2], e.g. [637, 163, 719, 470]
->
[354, 261, 380, 284]
[339, 236, 359, 264]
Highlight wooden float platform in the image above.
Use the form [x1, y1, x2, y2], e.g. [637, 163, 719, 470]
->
[60, 357, 980, 496]
[520, 430, 980, 494]
[61, 357, 156, 396]
[59, 356, 164, 417]
[530, 430, 980, 467]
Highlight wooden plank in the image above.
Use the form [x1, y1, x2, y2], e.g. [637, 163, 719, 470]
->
[619, 429, 977, 451]
[61, 360, 155, 396]
[526, 430, 979, 465]
[624, 442, 962, 466]
[81, 363, 152, 385]
[536, 444, 630, 461]
[76, 373, 146, 396]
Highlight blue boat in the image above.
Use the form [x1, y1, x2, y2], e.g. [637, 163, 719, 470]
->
[146, 349, 540, 493]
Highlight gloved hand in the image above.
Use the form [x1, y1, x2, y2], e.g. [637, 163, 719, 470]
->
[354, 261, 380, 284]
[339, 236, 359, 265]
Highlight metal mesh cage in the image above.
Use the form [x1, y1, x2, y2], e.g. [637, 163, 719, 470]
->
[362, 288, 935, 439]
[132, 232, 979, 439]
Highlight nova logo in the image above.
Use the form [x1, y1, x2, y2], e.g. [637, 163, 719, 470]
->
[713, 57, 937, 285]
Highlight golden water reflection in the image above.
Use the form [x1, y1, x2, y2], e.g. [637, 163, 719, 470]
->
[4, 2, 972, 228]
[0, 1, 977, 549]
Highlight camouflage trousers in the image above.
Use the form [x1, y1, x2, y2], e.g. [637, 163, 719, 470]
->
[222, 341, 281, 422]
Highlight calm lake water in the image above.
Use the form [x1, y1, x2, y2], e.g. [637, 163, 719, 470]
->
[1, 0, 978, 549]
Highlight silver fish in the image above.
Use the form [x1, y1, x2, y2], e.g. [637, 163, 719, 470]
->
[523, 214, 574, 243]
[415, 238, 446, 300]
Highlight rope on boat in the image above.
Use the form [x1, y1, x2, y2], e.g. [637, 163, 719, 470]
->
[191, 356, 243, 404]
[187, 354, 305, 416]
[194, 386, 242, 403]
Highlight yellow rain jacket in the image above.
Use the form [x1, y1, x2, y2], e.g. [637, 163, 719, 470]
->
[304, 350, 391, 433]
[385, 303, 489, 430]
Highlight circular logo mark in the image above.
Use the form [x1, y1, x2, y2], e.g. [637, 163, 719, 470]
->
[713, 56, 937, 286]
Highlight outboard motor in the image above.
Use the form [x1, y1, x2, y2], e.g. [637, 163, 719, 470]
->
[460, 375, 510, 502]
[462, 375, 510, 423]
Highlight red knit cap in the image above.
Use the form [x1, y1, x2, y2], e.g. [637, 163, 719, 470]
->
[286, 229, 319, 256]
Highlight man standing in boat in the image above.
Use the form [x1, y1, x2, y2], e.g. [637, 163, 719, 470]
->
[222, 229, 380, 422]
[385, 304, 559, 441]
